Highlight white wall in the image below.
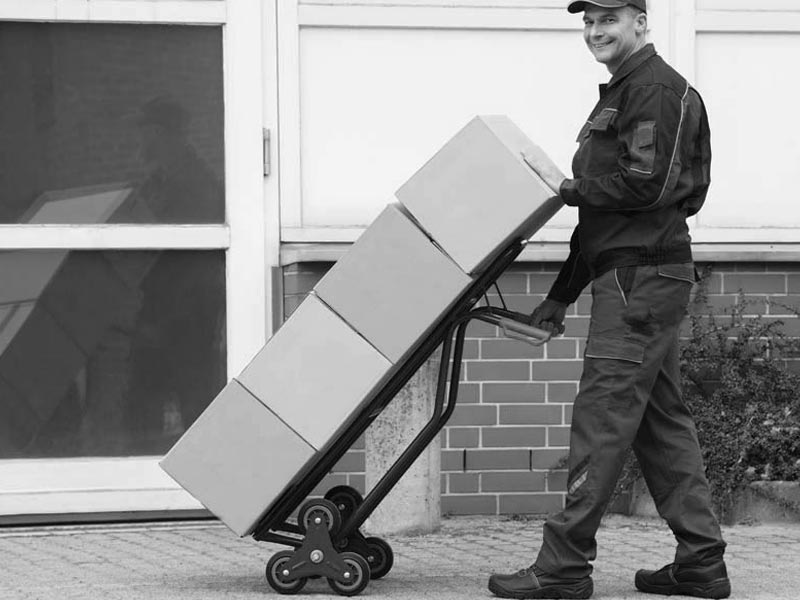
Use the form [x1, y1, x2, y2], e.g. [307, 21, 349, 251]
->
[279, 0, 800, 245]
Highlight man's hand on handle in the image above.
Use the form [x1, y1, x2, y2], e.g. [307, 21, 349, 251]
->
[530, 298, 567, 336]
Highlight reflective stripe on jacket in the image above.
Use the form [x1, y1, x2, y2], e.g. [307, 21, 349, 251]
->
[548, 44, 711, 305]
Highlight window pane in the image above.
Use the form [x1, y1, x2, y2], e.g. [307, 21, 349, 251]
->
[0, 251, 227, 458]
[0, 23, 225, 224]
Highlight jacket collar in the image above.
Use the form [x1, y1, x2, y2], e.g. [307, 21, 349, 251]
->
[607, 43, 657, 89]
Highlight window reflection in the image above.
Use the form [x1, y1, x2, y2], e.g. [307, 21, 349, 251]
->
[0, 251, 226, 458]
[0, 22, 225, 224]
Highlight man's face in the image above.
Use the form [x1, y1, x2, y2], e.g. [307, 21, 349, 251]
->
[582, 6, 646, 73]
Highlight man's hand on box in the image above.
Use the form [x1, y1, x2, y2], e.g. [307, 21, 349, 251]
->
[522, 146, 567, 196]
[530, 298, 567, 336]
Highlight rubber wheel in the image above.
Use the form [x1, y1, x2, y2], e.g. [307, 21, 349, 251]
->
[364, 536, 394, 579]
[324, 485, 364, 519]
[297, 498, 341, 535]
[266, 550, 307, 595]
[327, 552, 371, 596]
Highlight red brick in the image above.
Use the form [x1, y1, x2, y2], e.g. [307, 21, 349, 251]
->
[482, 339, 544, 359]
[452, 382, 480, 404]
[449, 473, 480, 493]
[461, 339, 480, 359]
[347, 475, 365, 495]
[466, 320, 498, 338]
[485, 294, 536, 314]
[763, 317, 800, 336]
[332, 451, 364, 473]
[789, 275, 800, 294]
[310, 474, 348, 496]
[448, 427, 480, 448]
[531, 448, 569, 469]
[500, 405, 563, 425]
[723, 273, 786, 295]
[449, 404, 497, 426]
[548, 426, 571, 447]
[442, 449, 465, 472]
[564, 404, 574, 423]
[576, 294, 593, 315]
[704, 294, 767, 315]
[483, 382, 546, 404]
[547, 382, 578, 403]
[529, 273, 557, 294]
[466, 449, 530, 471]
[499, 493, 564, 515]
[495, 272, 529, 293]
[483, 472, 546, 492]
[531, 360, 584, 381]
[442, 494, 497, 515]
[481, 426, 546, 448]
[547, 470, 568, 492]
[441, 472, 448, 493]
[467, 360, 530, 382]
[546, 339, 577, 359]
[351, 434, 365, 450]
[767, 296, 800, 316]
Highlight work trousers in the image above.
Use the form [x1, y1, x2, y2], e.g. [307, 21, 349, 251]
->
[535, 263, 726, 579]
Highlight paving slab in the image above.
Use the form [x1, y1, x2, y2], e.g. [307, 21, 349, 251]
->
[0, 515, 797, 600]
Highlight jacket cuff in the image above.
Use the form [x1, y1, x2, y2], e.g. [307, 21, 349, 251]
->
[546, 287, 577, 306]
[559, 179, 580, 207]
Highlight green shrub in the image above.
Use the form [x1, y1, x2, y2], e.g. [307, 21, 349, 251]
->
[616, 275, 800, 523]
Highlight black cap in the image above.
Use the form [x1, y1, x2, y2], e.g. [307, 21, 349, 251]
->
[568, 0, 647, 14]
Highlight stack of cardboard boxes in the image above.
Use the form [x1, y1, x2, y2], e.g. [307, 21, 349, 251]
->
[161, 116, 563, 536]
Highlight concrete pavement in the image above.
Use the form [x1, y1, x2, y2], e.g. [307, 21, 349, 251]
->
[1, 514, 797, 599]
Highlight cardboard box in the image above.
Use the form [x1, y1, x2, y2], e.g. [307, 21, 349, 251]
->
[396, 115, 563, 275]
[314, 203, 473, 364]
[237, 294, 393, 451]
[160, 380, 316, 536]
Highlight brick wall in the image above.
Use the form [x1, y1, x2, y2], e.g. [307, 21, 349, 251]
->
[283, 260, 800, 515]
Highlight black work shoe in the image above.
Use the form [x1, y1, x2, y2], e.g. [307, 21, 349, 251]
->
[635, 560, 731, 599]
[488, 565, 593, 599]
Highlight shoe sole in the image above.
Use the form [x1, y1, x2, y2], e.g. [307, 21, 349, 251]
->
[634, 573, 731, 599]
[488, 578, 593, 599]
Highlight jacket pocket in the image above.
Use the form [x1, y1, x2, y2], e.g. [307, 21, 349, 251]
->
[657, 262, 696, 284]
[584, 335, 644, 364]
[614, 266, 637, 306]
[589, 107, 619, 132]
[630, 120, 656, 174]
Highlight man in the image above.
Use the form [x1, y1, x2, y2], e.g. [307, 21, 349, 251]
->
[488, 2, 729, 599]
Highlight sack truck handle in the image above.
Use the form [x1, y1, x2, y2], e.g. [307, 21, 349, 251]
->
[480, 308, 552, 347]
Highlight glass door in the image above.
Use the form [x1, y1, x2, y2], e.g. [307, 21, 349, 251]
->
[0, 0, 270, 518]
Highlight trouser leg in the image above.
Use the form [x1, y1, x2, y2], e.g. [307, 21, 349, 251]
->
[535, 264, 723, 579]
[633, 337, 726, 564]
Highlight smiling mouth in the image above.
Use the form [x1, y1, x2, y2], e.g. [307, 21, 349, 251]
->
[592, 41, 612, 49]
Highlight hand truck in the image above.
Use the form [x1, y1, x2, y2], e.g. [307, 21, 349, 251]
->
[254, 237, 550, 596]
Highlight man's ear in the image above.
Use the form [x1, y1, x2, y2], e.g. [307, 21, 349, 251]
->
[635, 12, 648, 35]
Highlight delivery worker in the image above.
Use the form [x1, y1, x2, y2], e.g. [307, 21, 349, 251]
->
[487, 1, 729, 599]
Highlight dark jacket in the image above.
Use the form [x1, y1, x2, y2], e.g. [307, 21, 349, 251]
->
[548, 44, 711, 305]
